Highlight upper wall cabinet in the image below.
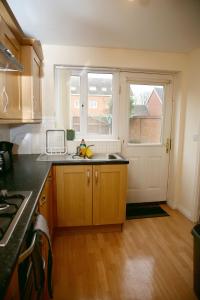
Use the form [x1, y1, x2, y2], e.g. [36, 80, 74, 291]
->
[21, 45, 42, 121]
[0, 16, 22, 120]
[0, 1, 43, 124]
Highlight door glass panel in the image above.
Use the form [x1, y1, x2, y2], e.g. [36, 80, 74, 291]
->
[87, 73, 113, 135]
[129, 84, 164, 144]
[70, 76, 80, 132]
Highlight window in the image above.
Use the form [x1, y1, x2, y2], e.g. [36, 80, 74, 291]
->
[70, 75, 81, 132]
[128, 84, 164, 144]
[87, 73, 113, 135]
[57, 68, 119, 138]
[89, 100, 97, 109]
[70, 86, 76, 91]
[74, 100, 80, 108]
[89, 86, 97, 91]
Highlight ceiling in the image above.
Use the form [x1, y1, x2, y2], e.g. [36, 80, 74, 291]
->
[7, 0, 200, 53]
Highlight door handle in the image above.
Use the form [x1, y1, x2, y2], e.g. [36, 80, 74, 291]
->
[95, 170, 98, 184]
[165, 138, 171, 154]
[87, 170, 90, 185]
[1, 86, 9, 113]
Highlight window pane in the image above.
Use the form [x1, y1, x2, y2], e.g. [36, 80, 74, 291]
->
[87, 73, 113, 135]
[129, 84, 164, 144]
[70, 76, 80, 132]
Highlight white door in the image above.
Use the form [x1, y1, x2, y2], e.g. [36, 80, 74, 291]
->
[120, 72, 173, 203]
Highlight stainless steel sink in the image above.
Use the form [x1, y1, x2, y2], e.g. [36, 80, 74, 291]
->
[37, 153, 124, 162]
[87, 153, 122, 160]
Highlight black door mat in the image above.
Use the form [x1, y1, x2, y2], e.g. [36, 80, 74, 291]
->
[126, 203, 169, 219]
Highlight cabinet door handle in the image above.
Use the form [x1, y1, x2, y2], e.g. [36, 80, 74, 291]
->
[87, 170, 90, 185]
[1, 86, 9, 113]
[95, 170, 98, 184]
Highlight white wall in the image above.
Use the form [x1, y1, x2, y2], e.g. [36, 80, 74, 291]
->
[0, 125, 10, 141]
[177, 48, 200, 221]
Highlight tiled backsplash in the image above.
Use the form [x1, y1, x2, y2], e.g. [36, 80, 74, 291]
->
[67, 140, 121, 154]
[0, 125, 10, 141]
[8, 118, 121, 154]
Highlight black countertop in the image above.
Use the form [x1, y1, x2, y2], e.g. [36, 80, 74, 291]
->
[0, 154, 128, 298]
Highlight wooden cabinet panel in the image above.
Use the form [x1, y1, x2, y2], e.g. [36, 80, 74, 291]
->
[46, 175, 53, 238]
[38, 171, 53, 239]
[93, 165, 127, 225]
[55, 165, 93, 227]
[32, 51, 41, 119]
[0, 17, 22, 120]
[21, 46, 42, 121]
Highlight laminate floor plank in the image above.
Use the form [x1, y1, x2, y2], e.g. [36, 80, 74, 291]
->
[53, 205, 197, 300]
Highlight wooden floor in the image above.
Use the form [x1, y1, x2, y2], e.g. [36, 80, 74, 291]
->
[52, 205, 197, 300]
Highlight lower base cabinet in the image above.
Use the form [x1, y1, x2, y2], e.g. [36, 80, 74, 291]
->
[55, 164, 127, 227]
[93, 164, 127, 225]
[55, 165, 93, 227]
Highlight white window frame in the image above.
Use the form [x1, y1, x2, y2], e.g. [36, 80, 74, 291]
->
[119, 72, 174, 148]
[64, 67, 119, 140]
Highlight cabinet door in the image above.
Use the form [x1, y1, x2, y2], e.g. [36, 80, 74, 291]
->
[38, 172, 53, 239]
[93, 165, 127, 225]
[0, 17, 21, 119]
[32, 50, 41, 120]
[46, 174, 53, 239]
[38, 184, 48, 220]
[21, 46, 42, 121]
[55, 165, 93, 227]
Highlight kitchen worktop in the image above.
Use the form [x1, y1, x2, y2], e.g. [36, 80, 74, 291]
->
[0, 153, 128, 298]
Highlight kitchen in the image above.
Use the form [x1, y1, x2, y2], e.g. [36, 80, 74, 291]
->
[0, 0, 200, 299]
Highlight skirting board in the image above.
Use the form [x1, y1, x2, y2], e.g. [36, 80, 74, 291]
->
[167, 199, 177, 209]
[176, 204, 194, 222]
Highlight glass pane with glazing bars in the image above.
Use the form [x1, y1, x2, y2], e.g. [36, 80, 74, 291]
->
[87, 73, 113, 135]
[129, 84, 164, 144]
[70, 75, 81, 132]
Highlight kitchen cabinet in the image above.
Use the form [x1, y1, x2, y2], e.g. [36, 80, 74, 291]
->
[93, 165, 127, 225]
[0, 3, 43, 123]
[0, 16, 21, 120]
[55, 164, 127, 227]
[55, 165, 93, 227]
[21, 45, 42, 121]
